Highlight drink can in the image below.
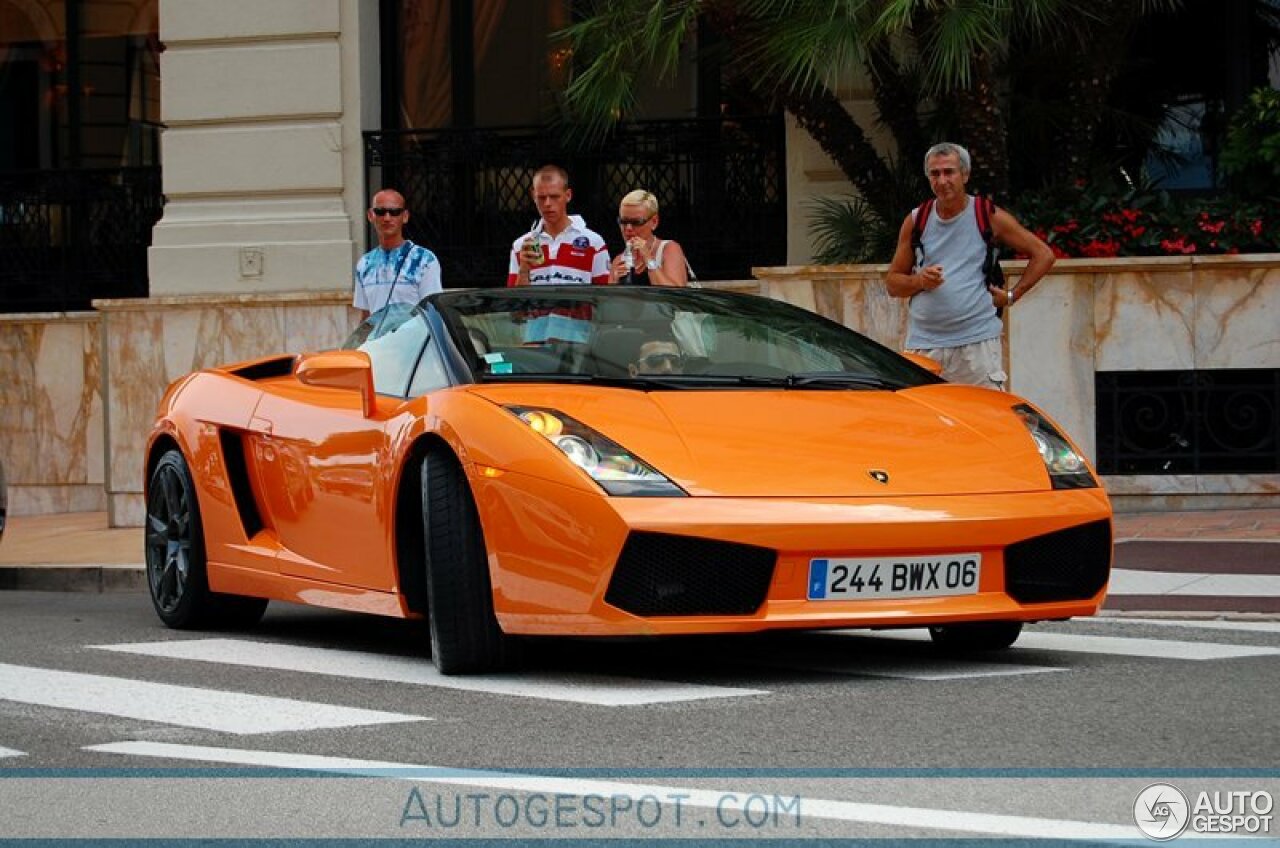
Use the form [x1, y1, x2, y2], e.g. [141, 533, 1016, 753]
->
[525, 238, 544, 265]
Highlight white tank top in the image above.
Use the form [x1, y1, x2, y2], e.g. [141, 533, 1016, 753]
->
[906, 196, 1002, 349]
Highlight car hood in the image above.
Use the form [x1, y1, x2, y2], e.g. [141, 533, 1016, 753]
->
[468, 383, 1054, 497]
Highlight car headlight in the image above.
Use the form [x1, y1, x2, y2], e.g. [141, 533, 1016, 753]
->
[1013, 404, 1097, 490]
[506, 406, 686, 497]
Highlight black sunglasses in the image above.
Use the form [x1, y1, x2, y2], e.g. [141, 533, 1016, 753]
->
[639, 352, 682, 367]
[371, 207, 405, 217]
[617, 215, 652, 227]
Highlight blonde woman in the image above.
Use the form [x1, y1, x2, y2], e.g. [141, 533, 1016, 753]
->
[609, 189, 691, 286]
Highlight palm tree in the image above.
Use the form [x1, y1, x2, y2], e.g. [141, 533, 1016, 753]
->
[562, 0, 1183, 200]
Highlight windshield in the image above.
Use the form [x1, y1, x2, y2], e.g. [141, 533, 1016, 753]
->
[434, 287, 940, 390]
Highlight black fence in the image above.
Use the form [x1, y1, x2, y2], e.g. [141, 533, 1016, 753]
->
[0, 167, 162, 313]
[363, 117, 787, 286]
[1096, 368, 1280, 474]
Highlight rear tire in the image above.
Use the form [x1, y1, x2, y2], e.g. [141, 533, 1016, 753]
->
[145, 449, 268, 629]
[928, 621, 1023, 652]
[422, 449, 509, 674]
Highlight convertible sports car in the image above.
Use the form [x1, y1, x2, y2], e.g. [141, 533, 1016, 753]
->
[145, 286, 1112, 674]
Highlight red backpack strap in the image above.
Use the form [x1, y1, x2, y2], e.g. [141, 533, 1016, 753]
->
[974, 194, 998, 244]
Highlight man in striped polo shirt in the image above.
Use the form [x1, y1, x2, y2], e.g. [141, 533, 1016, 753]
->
[508, 165, 610, 287]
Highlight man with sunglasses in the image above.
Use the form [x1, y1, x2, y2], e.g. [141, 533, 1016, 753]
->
[629, 339, 685, 376]
[353, 188, 442, 319]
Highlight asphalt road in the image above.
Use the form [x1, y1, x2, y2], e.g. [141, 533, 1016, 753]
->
[1, 590, 1277, 842]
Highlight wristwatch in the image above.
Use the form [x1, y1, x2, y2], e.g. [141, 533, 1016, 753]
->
[646, 258, 660, 271]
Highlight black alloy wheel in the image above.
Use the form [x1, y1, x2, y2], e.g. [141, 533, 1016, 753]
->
[145, 449, 267, 629]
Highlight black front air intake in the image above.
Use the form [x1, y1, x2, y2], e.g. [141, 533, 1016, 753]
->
[604, 532, 777, 617]
[1004, 519, 1112, 603]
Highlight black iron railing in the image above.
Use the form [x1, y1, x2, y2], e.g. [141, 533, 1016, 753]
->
[1096, 369, 1280, 474]
[0, 167, 162, 313]
[363, 118, 787, 286]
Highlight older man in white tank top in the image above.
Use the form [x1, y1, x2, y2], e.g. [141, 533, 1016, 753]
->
[885, 142, 1055, 390]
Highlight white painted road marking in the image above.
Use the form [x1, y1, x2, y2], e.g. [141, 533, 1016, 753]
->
[1109, 569, 1280, 597]
[0, 746, 25, 758]
[762, 654, 1064, 681]
[841, 630, 1280, 661]
[0, 663, 428, 735]
[92, 638, 767, 706]
[86, 741, 1140, 840]
[808, 660, 1064, 681]
[1106, 617, 1280, 634]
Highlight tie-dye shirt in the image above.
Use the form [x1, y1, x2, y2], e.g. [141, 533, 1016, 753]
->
[352, 240, 442, 312]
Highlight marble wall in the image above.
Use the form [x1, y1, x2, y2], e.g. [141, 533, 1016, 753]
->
[96, 292, 358, 525]
[0, 313, 105, 515]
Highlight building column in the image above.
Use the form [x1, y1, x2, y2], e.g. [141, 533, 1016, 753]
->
[102, 0, 378, 525]
[148, 0, 377, 296]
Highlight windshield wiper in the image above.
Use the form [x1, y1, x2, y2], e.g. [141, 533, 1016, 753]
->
[783, 372, 907, 390]
[479, 372, 904, 391]
[480, 373, 693, 390]
[679, 372, 905, 390]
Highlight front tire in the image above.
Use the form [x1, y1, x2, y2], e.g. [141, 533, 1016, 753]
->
[422, 450, 509, 674]
[929, 621, 1023, 652]
[145, 449, 267, 629]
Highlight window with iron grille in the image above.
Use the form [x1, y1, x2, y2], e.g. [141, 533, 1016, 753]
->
[1096, 369, 1280, 474]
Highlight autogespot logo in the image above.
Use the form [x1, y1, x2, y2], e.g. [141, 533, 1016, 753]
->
[1135, 783, 1190, 840]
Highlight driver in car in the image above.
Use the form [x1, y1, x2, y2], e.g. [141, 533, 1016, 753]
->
[629, 338, 685, 376]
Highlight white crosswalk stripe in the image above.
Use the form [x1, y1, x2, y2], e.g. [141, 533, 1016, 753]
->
[839, 628, 1280, 660]
[0, 746, 25, 759]
[783, 658, 1064, 681]
[1105, 617, 1280, 634]
[4, 622, 1274, 735]
[0, 662, 429, 734]
[91, 638, 768, 706]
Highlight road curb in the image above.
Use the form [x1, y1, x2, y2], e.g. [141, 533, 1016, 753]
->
[0, 565, 145, 593]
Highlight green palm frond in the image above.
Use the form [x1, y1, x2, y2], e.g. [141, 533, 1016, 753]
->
[808, 195, 887, 264]
[872, 0, 1066, 94]
[558, 0, 700, 140]
[731, 0, 877, 95]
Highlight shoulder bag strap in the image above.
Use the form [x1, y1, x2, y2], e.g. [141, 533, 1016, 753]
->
[911, 199, 934, 269]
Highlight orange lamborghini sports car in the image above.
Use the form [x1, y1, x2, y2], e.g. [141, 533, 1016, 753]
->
[145, 286, 1111, 674]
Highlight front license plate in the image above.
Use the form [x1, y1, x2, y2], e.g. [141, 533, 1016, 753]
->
[808, 554, 981, 600]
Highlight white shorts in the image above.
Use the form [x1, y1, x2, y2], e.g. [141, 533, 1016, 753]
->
[906, 337, 1007, 391]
